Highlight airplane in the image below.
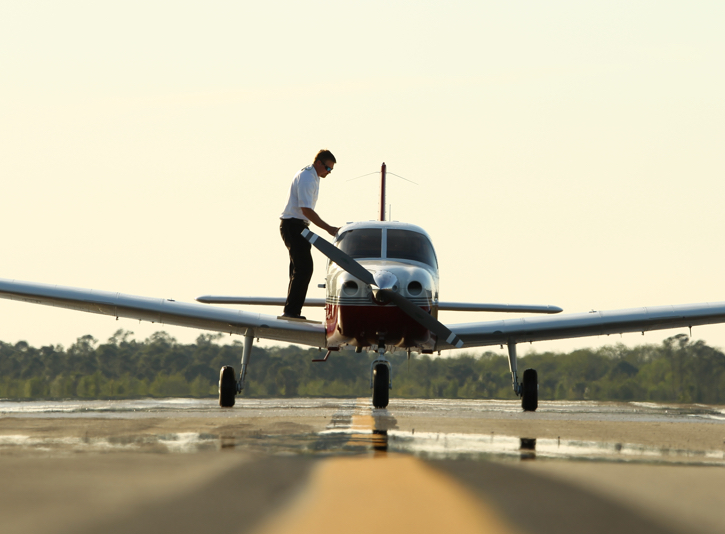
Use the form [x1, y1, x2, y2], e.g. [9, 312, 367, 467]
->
[3, 164, 725, 411]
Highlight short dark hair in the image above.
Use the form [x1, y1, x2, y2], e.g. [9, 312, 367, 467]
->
[315, 149, 336, 164]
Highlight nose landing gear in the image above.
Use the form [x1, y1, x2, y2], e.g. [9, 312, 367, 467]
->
[371, 344, 392, 408]
[372, 363, 390, 408]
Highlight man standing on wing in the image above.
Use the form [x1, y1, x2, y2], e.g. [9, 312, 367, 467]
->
[280, 149, 340, 319]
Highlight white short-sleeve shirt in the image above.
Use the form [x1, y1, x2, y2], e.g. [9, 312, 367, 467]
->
[280, 165, 320, 221]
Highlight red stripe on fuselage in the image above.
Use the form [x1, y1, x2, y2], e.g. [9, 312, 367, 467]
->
[325, 303, 432, 348]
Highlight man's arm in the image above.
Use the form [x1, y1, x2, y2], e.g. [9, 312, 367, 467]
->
[301, 208, 339, 237]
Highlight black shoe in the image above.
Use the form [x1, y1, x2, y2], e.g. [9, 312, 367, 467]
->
[282, 313, 306, 320]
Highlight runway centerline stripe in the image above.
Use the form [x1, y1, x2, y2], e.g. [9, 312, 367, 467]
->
[252, 454, 519, 534]
[252, 398, 520, 534]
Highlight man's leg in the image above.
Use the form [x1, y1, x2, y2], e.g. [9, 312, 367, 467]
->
[280, 220, 313, 317]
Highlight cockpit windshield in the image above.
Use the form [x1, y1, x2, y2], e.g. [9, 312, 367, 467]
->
[335, 227, 437, 267]
[336, 229, 382, 258]
[386, 229, 437, 268]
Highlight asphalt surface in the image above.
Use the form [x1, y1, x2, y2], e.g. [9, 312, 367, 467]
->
[1, 397, 724, 534]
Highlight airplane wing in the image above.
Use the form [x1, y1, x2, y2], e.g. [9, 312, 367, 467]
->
[0, 278, 326, 347]
[442, 302, 725, 349]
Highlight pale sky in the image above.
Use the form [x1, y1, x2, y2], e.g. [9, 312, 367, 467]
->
[1, 1, 724, 357]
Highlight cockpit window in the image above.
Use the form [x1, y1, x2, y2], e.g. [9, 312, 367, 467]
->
[336, 229, 382, 258]
[386, 229, 438, 268]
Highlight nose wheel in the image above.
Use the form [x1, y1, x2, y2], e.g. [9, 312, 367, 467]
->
[372, 363, 390, 408]
[371, 343, 391, 409]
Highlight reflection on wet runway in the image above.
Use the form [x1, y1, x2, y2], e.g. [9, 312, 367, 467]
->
[313, 399, 725, 465]
[3, 397, 724, 421]
[1, 397, 724, 465]
[0, 432, 221, 454]
[384, 430, 725, 463]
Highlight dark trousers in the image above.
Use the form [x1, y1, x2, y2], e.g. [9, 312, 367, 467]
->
[280, 219, 313, 316]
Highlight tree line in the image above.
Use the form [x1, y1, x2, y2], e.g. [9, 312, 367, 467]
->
[1, 330, 724, 403]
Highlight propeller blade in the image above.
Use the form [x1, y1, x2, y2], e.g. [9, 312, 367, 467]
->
[301, 229, 376, 287]
[377, 289, 464, 349]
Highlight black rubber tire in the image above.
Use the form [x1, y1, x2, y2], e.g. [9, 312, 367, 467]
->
[219, 366, 236, 408]
[521, 368, 538, 412]
[372, 363, 390, 409]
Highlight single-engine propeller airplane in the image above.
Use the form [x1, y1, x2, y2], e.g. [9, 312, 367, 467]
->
[3, 163, 725, 411]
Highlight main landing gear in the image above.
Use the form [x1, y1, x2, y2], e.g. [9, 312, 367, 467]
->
[219, 366, 236, 407]
[371, 344, 392, 409]
[507, 340, 538, 412]
[218, 331, 255, 408]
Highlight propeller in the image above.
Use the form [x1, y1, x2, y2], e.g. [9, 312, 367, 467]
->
[301, 228, 464, 348]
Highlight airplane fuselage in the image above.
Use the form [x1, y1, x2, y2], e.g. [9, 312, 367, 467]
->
[324, 221, 440, 352]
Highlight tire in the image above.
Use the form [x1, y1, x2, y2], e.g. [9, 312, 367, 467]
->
[219, 366, 237, 408]
[372, 363, 390, 409]
[521, 368, 538, 412]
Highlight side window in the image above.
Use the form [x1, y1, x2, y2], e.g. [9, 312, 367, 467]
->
[386, 229, 438, 268]
[337, 229, 382, 258]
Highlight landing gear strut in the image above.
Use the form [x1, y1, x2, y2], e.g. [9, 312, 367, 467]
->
[237, 331, 254, 393]
[218, 331, 255, 408]
[507, 340, 538, 412]
[371, 344, 391, 409]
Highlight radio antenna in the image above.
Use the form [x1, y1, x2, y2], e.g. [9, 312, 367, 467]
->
[379, 162, 386, 221]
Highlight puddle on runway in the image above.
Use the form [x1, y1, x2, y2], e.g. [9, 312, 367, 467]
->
[4, 427, 723, 464]
[0, 398, 340, 416]
[2, 398, 724, 464]
[2, 397, 724, 421]
[0, 432, 221, 454]
[311, 399, 725, 465]
[389, 398, 725, 422]
[381, 430, 725, 464]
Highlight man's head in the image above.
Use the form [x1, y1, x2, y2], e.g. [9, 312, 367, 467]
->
[313, 149, 336, 178]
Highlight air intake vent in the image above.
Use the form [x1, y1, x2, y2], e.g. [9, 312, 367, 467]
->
[407, 281, 423, 296]
[342, 280, 359, 296]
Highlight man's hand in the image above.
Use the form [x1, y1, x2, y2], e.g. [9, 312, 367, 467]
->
[301, 208, 339, 238]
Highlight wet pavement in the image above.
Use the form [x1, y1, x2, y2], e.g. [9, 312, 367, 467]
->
[1, 398, 725, 534]
[2, 398, 724, 465]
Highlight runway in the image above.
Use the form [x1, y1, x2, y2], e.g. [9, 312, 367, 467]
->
[1, 398, 724, 534]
